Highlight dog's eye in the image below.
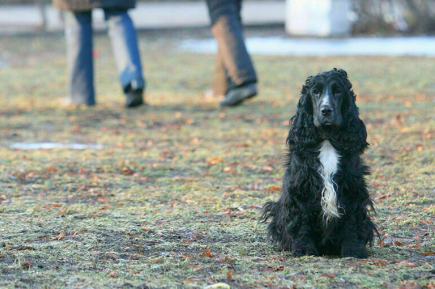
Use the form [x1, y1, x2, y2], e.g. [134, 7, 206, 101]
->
[334, 91, 341, 97]
[313, 89, 320, 96]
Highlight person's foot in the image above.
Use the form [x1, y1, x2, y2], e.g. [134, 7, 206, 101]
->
[125, 88, 144, 108]
[219, 83, 258, 107]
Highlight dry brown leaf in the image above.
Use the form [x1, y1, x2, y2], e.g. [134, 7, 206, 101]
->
[17, 246, 34, 251]
[199, 248, 214, 258]
[148, 257, 162, 263]
[6, 243, 10, 250]
[56, 232, 66, 240]
[121, 167, 134, 175]
[226, 269, 233, 279]
[193, 266, 204, 272]
[107, 253, 119, 259]
[421, 252, 435, 256]
[141, 227, 150, 231]
[108, 271, 117, 278]
[423, 282, 435, 289]
[99, 206, 110, 211]
[374, 194, 391, 200]
[321, 273, 335, 278]
[46, 166, 58, 173]
[394, 261, 418, 267]
[267, 186, 281, 192]
[273, 265, 285, 272]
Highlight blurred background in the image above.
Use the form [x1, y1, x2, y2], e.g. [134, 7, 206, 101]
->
[2, 0, 435, 34]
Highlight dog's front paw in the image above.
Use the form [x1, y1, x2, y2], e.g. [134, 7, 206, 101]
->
[341, 246, 369, 258]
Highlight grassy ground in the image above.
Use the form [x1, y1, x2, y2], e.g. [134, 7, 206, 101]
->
[0, 28, 434, 288]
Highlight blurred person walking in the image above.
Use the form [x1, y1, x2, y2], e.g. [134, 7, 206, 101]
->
[206, 0, 258, 107]
[53, 0, 145, 108]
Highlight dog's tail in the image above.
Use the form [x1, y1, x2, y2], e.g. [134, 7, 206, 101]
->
[260, 201, 293, 250]
[260, 201, 276, 224]
[363, 199, 380, 246]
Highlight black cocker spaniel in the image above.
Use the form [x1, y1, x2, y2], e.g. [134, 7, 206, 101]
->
[261, 68, 378, 258]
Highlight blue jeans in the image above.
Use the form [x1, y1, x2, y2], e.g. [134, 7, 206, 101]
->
[65, 9, 144, 105]
[206, 0, 257, 94]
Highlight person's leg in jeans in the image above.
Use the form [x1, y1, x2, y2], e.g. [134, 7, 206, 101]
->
[105, 9, 145, 108]
[64, 11, 95, 105]
[206, 0, 258, 106]
[211, 49, 228, 97]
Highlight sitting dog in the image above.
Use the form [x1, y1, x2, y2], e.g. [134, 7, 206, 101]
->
[261, 69, 378, 258]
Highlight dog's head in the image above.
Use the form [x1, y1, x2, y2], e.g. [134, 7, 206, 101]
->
[288, 69, 368, 153]
[302, 68, 352, 129]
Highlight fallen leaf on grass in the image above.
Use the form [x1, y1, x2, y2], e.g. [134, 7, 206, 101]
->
[141, 227, 150, 231]
[0, 254, 3, 258]
[56, 232, 66, 240]
[120, 167, 134, 175]
[374, 194, 391, 200]
[17, 246, 34, 251]
[199, 248, 214, 258]
[147, 257, 162, 263]
[183, 279, 197, 283]
[193, 266, 204, 272]
[107, 253, 119, 260]
[6, 243, 10, 250]
[321, 273, 335, 278]
[266, 186, 281, 192]
[394, 261, 418, 267]
[207, 156, 223, 165]
[108, 271, 117, 278]
[421, 252, 435, 256]
[422, 206, 433, 212]
[226, 269, 233, 279]
[423, 282, 435, 289]
[72, 231, 86, 236]
[99, 206, 110, 211]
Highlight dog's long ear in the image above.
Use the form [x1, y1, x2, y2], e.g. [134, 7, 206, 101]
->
[287, 76, 320, 150]
[339, 83, 369, 154]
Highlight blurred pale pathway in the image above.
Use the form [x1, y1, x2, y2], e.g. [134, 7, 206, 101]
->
[0, 1, 285, 33]
[180, 36, 435, 57]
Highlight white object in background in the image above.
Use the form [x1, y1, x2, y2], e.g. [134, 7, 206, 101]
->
[286, 0, 352, 37]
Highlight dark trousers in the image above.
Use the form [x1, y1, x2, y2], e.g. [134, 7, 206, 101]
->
[65, 9, 144, 105]
[205, 0, 257, 95]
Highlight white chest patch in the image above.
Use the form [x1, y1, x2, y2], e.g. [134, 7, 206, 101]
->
[318, 140, 341, 222]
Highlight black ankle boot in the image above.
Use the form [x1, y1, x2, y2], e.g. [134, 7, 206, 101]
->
[219, 83, 258, 107]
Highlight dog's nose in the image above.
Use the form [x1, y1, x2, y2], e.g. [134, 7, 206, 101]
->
[321, 106, 333, 116]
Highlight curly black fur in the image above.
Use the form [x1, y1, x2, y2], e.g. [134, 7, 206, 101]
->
[261, 69, 378, 258]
